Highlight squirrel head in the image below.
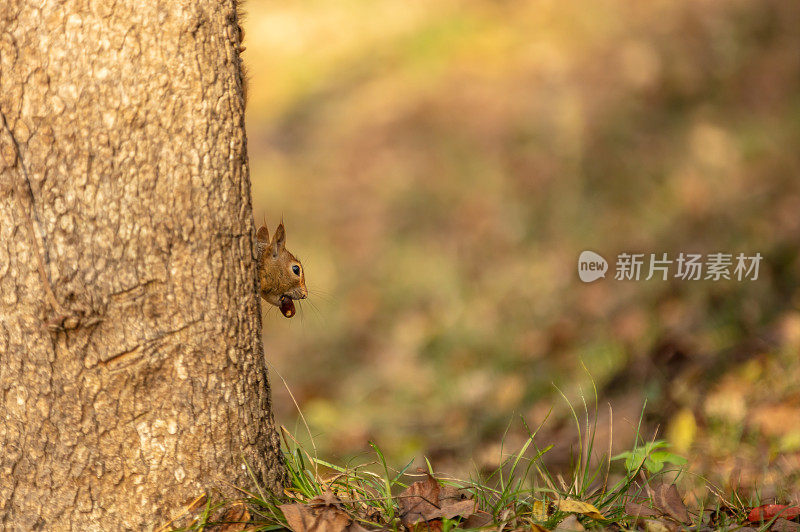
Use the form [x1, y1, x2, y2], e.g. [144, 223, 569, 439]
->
[256, 222, 307, 317]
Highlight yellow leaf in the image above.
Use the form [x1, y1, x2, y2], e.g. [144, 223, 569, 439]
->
[526, 522, 550, 532]
[555, 499, 606, 520]
[667, 408, 696, 454]
[644, 518, 672, 532]
[532, 500, 548, 520]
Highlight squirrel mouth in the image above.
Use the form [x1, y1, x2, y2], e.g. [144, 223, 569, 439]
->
[279, 295, 296, 318]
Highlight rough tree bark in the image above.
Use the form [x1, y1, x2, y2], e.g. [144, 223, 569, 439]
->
[0, 0, 284, 528]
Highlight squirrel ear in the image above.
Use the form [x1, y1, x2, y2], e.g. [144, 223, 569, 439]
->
[256, 225, 270, 243]
[271, 223, 285, 257]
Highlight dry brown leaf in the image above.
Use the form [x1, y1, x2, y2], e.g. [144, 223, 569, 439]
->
[772, 518, 800, 532]
[625, 501, 661, 519]
[206, 502, 250, 532]
[280, 504, 308, 532]
[398, 474, 442, 526]
[555, 500, 605, 520]
[460, 511, 493, 529]
[437, 485, 477, 520]
[437, 485, 461, 501]
[652, 484, 689, 523]
[280, 491, 366, 532]
[444, 499, 477, 521]
[397, 473, 477, 528]
[554, 514, 584, 531]
[310, 491, 344, 508]
[438, 485, 469, 505]
[280, 503, 350, 532]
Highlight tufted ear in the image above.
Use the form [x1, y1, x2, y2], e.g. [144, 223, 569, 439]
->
[256, 225, 270, 244]
[271, 222, 285, 257]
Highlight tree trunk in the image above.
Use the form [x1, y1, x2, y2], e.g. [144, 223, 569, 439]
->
[0, 0, 284, 528]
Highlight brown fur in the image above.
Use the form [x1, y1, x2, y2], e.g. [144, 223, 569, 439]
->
[256, 222, 307, 309]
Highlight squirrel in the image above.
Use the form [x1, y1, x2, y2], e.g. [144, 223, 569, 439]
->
[256, 221, 307, 318]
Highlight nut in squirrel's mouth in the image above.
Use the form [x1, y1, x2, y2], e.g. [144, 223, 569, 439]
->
[279, 295, 296, 318]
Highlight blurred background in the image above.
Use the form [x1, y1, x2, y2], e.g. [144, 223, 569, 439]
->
[244, 0, 800, 499]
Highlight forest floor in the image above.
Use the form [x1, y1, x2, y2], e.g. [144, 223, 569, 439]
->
[167, 407, 800, 532]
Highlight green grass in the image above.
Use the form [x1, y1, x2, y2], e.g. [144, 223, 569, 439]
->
[170, 393, 713, 531]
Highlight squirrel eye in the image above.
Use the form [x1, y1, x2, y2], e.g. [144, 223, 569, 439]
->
[292, 264, 301, 276]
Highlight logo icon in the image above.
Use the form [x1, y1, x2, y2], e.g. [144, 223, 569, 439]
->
[578, 250, 608, 283]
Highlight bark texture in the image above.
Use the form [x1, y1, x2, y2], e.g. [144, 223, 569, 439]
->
[0, 0, 284, 529]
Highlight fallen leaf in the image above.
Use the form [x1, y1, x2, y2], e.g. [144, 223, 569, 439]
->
[442, 499, 477, 521]
[397, 473, 476, 527]
[652, 484, 689, 523]
[207, 502, 250, 532]
[625, 501, 661, 519]
[280, 503, 347, 532]
[437, 484, 477, 520]
[772, 518, 800, 532]
[310, 491, 344, 508]
[397, 474, 442, 526]
[643, 518, 677, 532]
[280, 491, 366, 532]
[555, 500, 605, 520]
[747, 504, 800, 522]
[554, 514, 584, 531]
[460, 511, 493, 529]
[438, 484, 466, 502]
[532, 500, 548, 520]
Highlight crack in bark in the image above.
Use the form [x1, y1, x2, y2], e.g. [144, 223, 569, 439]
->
[109, 279, 164, 301]
[0, 108, 66, 320]
[96, 319, 200, 370]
